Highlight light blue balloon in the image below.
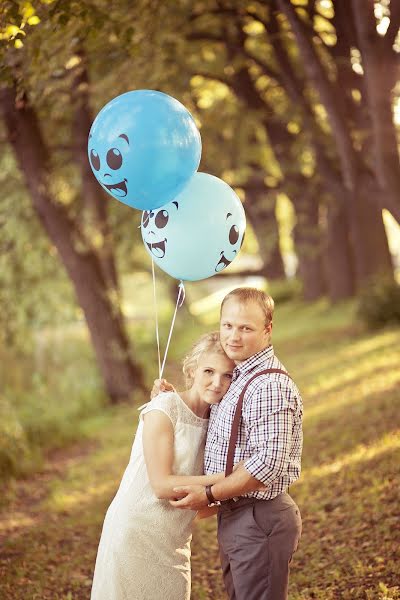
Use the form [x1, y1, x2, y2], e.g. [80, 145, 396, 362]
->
[88, 90, 201, 210]
[141, 173, 246, 281]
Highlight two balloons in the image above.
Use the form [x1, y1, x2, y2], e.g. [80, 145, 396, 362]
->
[88, 90, 246, 281]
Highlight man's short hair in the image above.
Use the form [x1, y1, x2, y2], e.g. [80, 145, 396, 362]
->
[221, 287, 274, 327]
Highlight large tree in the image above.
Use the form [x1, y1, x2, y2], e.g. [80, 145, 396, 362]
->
[0, 1, 158, 401]
[176, 0, 399, 299]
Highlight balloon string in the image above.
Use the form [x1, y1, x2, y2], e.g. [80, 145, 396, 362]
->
[160, 281, 185, 379]
[151, 257, 161, 379]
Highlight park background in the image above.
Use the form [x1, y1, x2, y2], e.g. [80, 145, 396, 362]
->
[1, 1, 400, 598]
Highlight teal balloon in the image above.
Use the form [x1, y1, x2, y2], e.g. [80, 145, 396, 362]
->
[88, 90, 201, 210]
[141, 173, 246, 281]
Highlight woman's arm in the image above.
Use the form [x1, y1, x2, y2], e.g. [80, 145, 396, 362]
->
[142, 410, 225, 500]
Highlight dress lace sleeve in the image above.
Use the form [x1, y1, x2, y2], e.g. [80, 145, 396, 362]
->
[139, 392, 179, 428]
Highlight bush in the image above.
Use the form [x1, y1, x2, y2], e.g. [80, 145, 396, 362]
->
[268, 278, 302, 304]
[357, 275, 400, 328]
[0, 347, 109, 482]
[0, 396, 37, 480]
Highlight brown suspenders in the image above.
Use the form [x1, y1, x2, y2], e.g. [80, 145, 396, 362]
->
[225, 368, 292, 477]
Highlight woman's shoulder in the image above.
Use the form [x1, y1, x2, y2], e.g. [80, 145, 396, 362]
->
[139, 392, 180, 426]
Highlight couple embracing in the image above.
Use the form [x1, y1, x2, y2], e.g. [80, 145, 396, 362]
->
[91, 287, 303, 600]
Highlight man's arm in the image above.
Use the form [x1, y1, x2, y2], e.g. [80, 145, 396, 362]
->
[170, 382, 294, 510]
[170, 464, 266, 510]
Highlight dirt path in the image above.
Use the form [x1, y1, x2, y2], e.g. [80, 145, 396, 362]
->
[0, 424, 226, 600]
[1, 441, 102, 599]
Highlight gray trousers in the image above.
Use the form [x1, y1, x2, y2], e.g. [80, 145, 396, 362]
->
[217, 493, 302, 600]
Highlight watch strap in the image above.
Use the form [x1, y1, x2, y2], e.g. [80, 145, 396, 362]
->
[205, 484, 219, 505]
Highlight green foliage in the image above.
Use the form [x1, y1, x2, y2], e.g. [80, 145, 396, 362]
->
[0, 144, 76, 352]
[0, 0, 44, 49]
[0, 396, 33, 480]
[357, 275, 400, 328]
[0, 336, 107, 480]
[0, 274, 182, 482]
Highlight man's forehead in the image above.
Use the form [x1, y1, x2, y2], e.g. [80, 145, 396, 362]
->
[220, 298, 264, 320]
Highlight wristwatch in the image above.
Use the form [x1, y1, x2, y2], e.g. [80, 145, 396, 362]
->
[205, 485, 221, 507]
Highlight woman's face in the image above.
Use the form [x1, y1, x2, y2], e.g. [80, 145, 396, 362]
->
[190, 352, 235, 405]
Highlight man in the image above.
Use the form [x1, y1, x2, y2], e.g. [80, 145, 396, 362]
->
[166, 287, 303, 599]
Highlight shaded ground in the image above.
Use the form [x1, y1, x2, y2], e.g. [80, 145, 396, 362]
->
[1, 313, 400, 599]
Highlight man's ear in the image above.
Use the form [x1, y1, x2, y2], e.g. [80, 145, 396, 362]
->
[266, 321, 273, 334]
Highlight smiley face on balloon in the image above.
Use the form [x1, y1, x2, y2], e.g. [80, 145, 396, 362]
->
[141, 173, 246, 281]
[215, 212, 243, 272]
[141, 202, 179, 259]
[89, 133, 131, 199]
[88, 90, 201, 211]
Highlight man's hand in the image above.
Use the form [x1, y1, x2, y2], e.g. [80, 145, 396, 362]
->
[151, 378, 175, 399]
[169, 485, 208, 511]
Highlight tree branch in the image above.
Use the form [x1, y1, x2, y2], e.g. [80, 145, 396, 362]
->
[186, 32, 223, 43]
[240, 45, 285, 87]
[351, 0, 400, 207]
[385, 1, 400, 49]
[275, 0, 359, 190]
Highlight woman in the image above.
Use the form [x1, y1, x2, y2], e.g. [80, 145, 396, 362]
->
[91, 332, 235, 600]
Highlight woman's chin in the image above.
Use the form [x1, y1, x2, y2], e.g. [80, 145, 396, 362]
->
[204, 395, 222, 405]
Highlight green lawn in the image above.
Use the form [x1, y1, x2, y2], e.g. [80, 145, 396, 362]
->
[1, 298, 399, 599]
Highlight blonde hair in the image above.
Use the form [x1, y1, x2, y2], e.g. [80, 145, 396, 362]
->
[221, 287, 274, 327]
[182, 331, 226, 388]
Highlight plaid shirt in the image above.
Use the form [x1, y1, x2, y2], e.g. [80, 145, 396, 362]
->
[204, 345, 303, 500]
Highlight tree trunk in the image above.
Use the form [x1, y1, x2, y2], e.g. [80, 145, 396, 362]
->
[292, 192, 326, 301]
[352, 0, 400, 215]
[347, 179, 394, 288]
[324, 199, 355, 302]
[244, 179, 286, 280]
[1, 85, 146, 403]
[71, 49, 119, 291]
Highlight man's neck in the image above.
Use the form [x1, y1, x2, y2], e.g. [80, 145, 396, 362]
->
[234, 344, 271, 366]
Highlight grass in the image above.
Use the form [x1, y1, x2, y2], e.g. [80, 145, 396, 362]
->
[1, 295, 400, 599]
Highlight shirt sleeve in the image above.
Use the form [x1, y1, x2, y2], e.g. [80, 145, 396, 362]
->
[243, 380, 295, 485]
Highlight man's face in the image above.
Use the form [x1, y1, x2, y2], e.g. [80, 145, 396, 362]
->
[219, 298, 271, 363]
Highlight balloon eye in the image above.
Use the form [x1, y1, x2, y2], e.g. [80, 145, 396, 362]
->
[142, 211, 150, 228]
[106, 148, 123, 170]
[155, 210, 169, 229]
[90, 149, 100, 171]
[229, 225, 239, 245]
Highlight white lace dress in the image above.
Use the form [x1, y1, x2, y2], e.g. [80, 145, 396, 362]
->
[91, 392, 209, 600]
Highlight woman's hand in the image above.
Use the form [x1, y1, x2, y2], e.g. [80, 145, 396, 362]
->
[151, 378, 175, 399]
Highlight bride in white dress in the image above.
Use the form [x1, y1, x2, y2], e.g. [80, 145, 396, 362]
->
[91, 332, 235, 600]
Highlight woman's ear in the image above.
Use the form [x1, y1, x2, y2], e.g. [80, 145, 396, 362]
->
[188, 368, 195, 383]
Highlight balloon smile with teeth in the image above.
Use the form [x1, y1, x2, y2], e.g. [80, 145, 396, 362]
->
[215, 253, 232, 272]
[103, 179, 128, 197]
[147, 239, 167, 258]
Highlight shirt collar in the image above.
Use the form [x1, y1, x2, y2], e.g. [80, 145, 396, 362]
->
[233, 345, 275, 379]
